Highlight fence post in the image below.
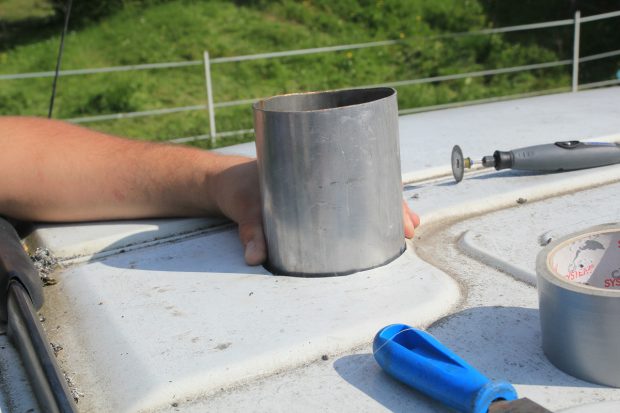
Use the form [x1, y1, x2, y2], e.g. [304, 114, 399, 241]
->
[203, 51, 217, 145]
[572, 10, 581, 92]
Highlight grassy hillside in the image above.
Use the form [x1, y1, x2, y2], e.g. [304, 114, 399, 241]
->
[0, 0, 572, 148]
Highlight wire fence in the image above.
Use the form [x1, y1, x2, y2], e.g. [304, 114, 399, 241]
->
[2, 9, 620, 145]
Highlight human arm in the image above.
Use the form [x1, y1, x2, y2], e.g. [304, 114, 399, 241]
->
[0, 116, 266, 264]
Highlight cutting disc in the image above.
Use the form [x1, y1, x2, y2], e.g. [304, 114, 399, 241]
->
[451, 145, 465, 183]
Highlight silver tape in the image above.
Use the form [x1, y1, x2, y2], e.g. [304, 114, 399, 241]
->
[536, 223, 620, 387]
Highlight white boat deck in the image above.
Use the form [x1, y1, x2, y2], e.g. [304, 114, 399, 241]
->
[2, 87, 620, 412]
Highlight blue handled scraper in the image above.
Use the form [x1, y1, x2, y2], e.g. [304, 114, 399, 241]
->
[373, 324, 552, 413]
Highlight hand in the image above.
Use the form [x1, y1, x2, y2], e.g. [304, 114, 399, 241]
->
[212, 157, 267, 266]
[214, 158, 421, 266]
[403, 200, 421, 239]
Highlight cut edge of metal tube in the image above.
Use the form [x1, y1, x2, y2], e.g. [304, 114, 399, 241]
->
[263, 243, 406, 277]
[252, 87, 396, 113]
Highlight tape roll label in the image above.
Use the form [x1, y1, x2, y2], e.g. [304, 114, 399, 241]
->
[550, 232, 620, 289]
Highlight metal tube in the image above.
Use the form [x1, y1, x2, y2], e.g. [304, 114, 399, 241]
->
[203, 51, 217, 145]
[580, 9, 620, 23]
[572, 10, 581, 92]
[253, 87, 405, 276]
[48, 0, 72, 119]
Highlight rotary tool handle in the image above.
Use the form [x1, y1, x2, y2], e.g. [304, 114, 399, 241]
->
[496, 141, 620, 171]
[373, 324, 517, 413]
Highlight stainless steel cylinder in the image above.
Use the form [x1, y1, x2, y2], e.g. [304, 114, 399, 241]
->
[253, 87, 405, 276]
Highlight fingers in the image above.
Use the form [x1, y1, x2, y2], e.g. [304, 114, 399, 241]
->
[241, 202, 417, 263]
[402, 200, 420, 239]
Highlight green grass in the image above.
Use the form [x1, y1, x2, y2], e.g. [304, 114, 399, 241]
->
[0, 0, 55, 21]
[0, 0, 572, 148]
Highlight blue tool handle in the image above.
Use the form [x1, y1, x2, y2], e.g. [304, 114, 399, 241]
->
[373, 324, 517, 413]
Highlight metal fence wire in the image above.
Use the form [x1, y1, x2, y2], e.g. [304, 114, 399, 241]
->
[2, 10, 620, 145]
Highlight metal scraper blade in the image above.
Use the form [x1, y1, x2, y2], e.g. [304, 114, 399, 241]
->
[488, 398, 554, 413]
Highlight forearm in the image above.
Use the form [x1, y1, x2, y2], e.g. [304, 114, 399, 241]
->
[0, 116, 248, 222]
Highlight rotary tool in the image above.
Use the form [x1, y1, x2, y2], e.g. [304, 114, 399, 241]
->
[451, 140, 620, 183]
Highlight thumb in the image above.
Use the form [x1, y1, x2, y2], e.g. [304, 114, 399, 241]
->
[239, 221, 267, 266]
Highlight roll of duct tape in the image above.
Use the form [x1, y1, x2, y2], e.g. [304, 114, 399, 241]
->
[536, 223, 620, 387]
